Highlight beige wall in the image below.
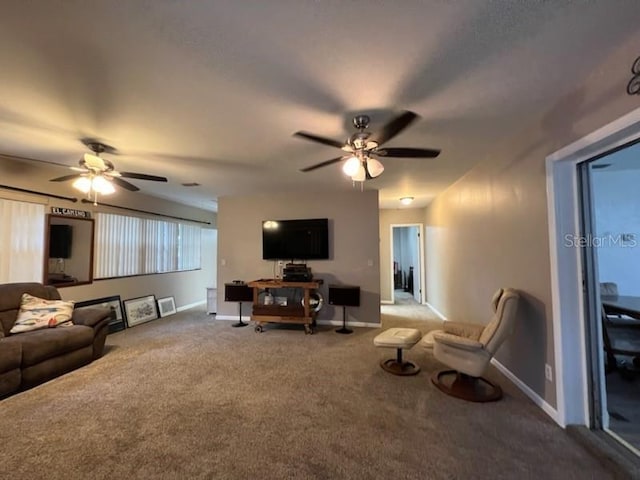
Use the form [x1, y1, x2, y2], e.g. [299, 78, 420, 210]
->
[0, 158, 217, 310]
[217, 190, 380, 325]
[379, 208, 426, 303]
[423, 32, 640, 408]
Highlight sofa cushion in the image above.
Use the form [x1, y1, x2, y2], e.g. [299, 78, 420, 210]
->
[0, 339, 21, 373]
[10, 294, 75, 334]
[4, 326, 93, 367]
[0, 311, 16, 338]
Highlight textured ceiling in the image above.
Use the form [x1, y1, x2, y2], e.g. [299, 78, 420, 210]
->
[0, 1, 639, 211]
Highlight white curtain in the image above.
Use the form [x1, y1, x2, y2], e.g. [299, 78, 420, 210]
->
[178, 224, 201, 270]
[95, 213, 201, 278]
[95, 214, 143, 278]
[0, 199, 45, 283]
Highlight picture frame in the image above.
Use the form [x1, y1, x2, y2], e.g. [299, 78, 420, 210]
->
[123, 295, 159, 327]
[74, 295, 125, 333]
[157, 296, 177, 317]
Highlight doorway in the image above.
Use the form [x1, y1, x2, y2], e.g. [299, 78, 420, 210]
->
[579, 140, 640, 453]
[547, 107, 640, 435]
[390, 224, 424, 305]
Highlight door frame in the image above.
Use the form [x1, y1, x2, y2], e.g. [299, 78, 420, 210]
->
[546, 106, 640, 427]
[389, 223, 425, 304]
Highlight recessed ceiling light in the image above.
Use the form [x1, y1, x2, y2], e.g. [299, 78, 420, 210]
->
[400, 197, 414, 205]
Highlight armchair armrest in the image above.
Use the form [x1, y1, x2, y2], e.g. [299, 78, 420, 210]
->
[442, 321, 484, 340]
[433, 331, 484, 352]
[72, 307, 112, 328]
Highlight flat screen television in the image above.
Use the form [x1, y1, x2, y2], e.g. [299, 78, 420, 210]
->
[49, 224, 73, 259]
[262, 218, 329, 260]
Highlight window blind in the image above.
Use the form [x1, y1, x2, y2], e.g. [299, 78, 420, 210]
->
[0, 198, 45, 283]
[95, 213, 201, 278]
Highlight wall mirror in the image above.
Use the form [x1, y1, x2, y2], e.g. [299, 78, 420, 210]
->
[43, 214, 94, 287]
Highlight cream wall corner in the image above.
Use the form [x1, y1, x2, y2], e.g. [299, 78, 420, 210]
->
[217, 190, 380, 326]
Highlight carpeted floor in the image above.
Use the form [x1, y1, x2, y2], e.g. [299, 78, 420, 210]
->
[0, 306, 612, 479]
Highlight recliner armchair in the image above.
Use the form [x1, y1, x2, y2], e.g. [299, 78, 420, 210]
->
[430, 288, 520, 402]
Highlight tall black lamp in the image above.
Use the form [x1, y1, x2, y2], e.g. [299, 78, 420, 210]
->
[328, 285, 360, 334]
[224, 282, 253, 328]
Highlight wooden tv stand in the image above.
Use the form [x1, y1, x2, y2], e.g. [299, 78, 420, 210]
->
[247, 279, 322, 334]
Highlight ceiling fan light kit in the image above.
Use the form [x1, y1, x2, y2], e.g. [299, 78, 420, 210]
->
[352, 163, 366, 182]
[366, 157, 384, 177]
[294, 110, 440, 187]
[342, 156, 360, 176]
[72, 176, 115, 195]
[48, 141, 169, 205]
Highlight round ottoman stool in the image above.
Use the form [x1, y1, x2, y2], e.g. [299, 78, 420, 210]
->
[373, 327, 422, 375]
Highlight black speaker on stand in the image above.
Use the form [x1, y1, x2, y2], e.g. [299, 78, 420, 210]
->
[224, 282, 253, 328]
[328, 285, 360, 334]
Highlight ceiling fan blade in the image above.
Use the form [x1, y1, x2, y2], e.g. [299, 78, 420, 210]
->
[370, 111, 419, 146]
[50, 174, 81, 182]
[294, 131, 344, 149]
[375, 147, 441, 158]
[119, 172, 168, 182]
[111, 176, 140, 191]
[300, 156, 345, 172]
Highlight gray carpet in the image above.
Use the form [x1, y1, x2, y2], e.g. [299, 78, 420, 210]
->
[0, 307, 611, 479]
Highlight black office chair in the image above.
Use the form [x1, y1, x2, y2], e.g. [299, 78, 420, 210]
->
[601, 304, 640, 378]
[600, 282, 636, 327]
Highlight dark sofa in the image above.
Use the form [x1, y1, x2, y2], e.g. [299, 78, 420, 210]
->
[0, 282, 112, 398]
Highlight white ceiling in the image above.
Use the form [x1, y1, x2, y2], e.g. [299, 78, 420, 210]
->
[1, 1, 639, 211]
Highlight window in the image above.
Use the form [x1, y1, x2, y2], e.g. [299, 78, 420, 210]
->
[94, 213, 201, 279]
[0, 198, 45, 283]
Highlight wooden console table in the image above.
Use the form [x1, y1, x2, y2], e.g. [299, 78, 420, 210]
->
[247, 279, 322, 334]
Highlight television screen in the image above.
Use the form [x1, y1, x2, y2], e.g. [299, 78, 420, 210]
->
[262, 218, 329, 260]
[49, 224, 73, 259]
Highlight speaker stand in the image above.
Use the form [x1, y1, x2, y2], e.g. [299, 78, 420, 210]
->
[232, 302, 248, 328]
[335, 306, 353, 334]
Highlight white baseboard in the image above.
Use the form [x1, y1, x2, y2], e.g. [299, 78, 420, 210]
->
[214, 317, 380, 328]
[316, 319, 380, 328]
[380, 300, 394, 305]
[215, 315, 251, 321]
[425, 302, 447, 321]
[177, 300, 206, 312]
[490, 358, 562, 426]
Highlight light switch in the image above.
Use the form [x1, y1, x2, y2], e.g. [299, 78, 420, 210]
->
[221, 259, 226, 266]
[367, 259, 374, 267]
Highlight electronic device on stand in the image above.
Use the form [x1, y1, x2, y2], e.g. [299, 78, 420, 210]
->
[283, 263, 313, 282]
[328, 285, 360, 334]
[224, 281, 253, 328]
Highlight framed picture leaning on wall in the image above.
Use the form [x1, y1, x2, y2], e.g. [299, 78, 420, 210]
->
[74, 295, 126, 333]
[157, 296, 177, 317]
[123, 295, 159, 327]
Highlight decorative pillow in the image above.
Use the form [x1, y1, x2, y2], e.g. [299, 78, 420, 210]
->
[10, 294, 75, 334]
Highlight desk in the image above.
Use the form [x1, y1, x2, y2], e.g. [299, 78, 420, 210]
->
[601, 295, 640, 369]
[602, 295, 640, 321]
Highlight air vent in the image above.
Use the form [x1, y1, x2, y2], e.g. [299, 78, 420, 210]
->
[181, 182, 201, 187]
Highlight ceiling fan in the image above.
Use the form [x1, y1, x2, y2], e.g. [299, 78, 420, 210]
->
[50, 140, 168, 204]
[294, 110, 440, 182]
